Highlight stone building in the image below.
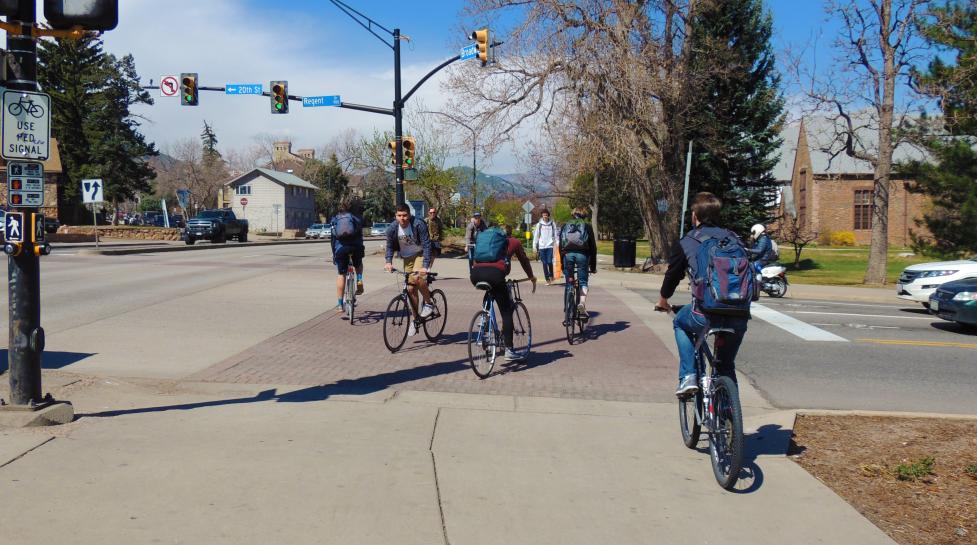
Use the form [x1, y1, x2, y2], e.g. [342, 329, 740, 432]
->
[0, 139, 65, 221]
[773, 117, 931, 247]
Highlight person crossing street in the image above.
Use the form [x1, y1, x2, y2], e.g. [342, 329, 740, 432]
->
[532, 209, 558, 285]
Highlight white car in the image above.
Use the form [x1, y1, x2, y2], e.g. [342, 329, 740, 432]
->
[897, 257, 977, 306]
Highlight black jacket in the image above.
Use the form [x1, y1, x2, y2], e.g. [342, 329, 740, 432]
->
[559, 220, 598, 274]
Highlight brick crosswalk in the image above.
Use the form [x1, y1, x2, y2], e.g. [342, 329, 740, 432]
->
[190, 277, 678, 402]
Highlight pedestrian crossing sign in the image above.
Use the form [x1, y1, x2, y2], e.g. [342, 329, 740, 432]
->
[5, 211, 24, 243]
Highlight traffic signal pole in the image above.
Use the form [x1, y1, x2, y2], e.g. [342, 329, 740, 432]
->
[4, 1, 43, 407]
[393, 28, 404, 206]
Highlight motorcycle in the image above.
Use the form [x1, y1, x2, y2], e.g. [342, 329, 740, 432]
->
[753, 261, 788, 298]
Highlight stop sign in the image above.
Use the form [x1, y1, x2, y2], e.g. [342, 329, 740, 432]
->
[240, 197, 248, 206]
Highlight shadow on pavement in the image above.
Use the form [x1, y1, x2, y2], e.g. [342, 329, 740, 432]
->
[0, 349, 95, 373]
[930, 321, 977, 336]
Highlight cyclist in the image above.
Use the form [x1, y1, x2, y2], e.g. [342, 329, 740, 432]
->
[465, 211, 487, 268]
[656, 192, 749, 397]
[330, 197, 365, 311]
[426, 207, 445, 268]
[559, 207, 597, 320]
[748, 223, 776, 267]
[384, 203, 434, 336]
[470, 224, 537, 362]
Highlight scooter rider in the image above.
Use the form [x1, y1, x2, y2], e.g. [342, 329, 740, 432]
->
[748, 224, 775, 267]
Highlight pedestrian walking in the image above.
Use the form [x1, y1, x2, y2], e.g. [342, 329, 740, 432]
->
[464, 211, 486, 269]
[426, 207, 444, 268]
[532, 208, 558, 285]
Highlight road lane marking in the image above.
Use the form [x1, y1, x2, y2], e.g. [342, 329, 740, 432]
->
[751, 303, 849, 342]
[786, 310, 933, 321]
[857, 338, 977, 350]
[763, 300, 908, 309]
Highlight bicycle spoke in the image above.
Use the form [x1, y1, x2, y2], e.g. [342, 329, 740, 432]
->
[468, 311, 496, 378]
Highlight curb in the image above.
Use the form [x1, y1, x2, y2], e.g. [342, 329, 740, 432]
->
[795, 408, 977, 420]
[77, 238, 328, 256]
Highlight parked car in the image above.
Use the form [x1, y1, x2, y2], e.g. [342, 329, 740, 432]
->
[928, 277, 977, 330]
[305, 224, 329, 239]
[370, 222, 389, 237]
[44, 217, 60, 234]
[897, 257, 977, 307]
[185, 209, 249, 245]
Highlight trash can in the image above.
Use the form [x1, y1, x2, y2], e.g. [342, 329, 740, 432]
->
[613, 237, 636, 268]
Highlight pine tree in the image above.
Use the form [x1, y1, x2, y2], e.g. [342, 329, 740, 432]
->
[307, 154, 350, 219]
[201, 121, 220, 162]
[902, 2, 977, 257]
[685, 0, 785, 236]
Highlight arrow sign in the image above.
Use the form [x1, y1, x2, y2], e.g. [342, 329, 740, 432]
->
[460, 44, 478, 60]
[81, 178, 104, 204]
[225, 83, 263, 95]
[302, 95, 341, 108]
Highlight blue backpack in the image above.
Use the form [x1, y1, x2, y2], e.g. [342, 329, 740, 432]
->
[690, 230, 754, 316]
[333, 213, 358, 241]
[473, 227, 509, 264]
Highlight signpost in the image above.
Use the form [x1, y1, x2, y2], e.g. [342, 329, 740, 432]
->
[159, 75, 179, 97]
[82, 179, 104, 248]
[225, 83, 263, 95]
[302, 95, 341, 108]
[2, 89, 51, 161]
[240, 197, 248, 219]
[272, 203, 281, 238]
[6, 160, 44, 207]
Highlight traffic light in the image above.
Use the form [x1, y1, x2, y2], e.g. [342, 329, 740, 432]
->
[388, 140, 398, 165]
[470, 28, 492, 66]
[181, 73, 198, 106]
[271, 81, 289, 114]
[402, 136, 416, 169]
[44, 0, 119, 31]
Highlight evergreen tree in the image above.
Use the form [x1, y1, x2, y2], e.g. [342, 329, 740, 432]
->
[902, 2, 977, 257]
[362, 171, 396, 224]
[201, 121, 220, 162]
[307, 154, 350, 219]
[685, 0, 785, 236]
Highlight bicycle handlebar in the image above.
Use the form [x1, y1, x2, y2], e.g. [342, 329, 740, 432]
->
[387, 268, 438, 278]
[654, 304, 683, 315]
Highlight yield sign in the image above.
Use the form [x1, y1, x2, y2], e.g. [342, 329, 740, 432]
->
[160, 75, 179, 97]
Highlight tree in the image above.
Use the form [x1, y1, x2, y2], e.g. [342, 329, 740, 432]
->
[686, 0, 786, 237]
[362, 171, 396, 224]
[307, 154, 350, 220]
[791, 0, 930, 284]
[781, 212, 819, 268]
[201, 121, 220, 161]
[902, 1, 977, 257]
[569, 169, 643, 239]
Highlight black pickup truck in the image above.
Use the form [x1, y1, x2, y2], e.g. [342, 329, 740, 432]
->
[185, 209, 249, 244]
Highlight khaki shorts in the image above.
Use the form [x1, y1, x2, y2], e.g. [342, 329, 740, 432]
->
[403, 256, 426, 284]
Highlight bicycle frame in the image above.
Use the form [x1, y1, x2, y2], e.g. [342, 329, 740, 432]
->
[691, 322, 730, 431]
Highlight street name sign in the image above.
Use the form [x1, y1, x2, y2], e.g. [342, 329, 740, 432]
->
[159, 75, 179, 97]
[225, 83, 263, 95]
[4, 211, 23, 243]
[460, 44, 478, 60]
[7, 160, 44, 208]
[2, 89, 51, 161]
[302, 95, 341, 107]
[81, 179, 104, 204]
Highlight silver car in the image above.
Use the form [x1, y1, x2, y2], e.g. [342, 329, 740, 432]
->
[305, 224, 328, 239]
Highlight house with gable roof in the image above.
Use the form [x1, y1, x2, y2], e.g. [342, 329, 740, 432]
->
[222, 168, 317, 233]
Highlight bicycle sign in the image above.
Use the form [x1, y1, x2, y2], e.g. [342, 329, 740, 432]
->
[2, 90, 51, 161]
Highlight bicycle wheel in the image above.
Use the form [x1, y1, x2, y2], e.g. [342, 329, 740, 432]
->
[564, 286, 577, 344]
[345, 271, 356, 323]
[511, 301, 532, 355]
[468, 310, 497, 378]
[382, 295, 411, 353]
[423, 288, 448, 341]
[709, 376, 744, 490]
[678, 389, 702, 449]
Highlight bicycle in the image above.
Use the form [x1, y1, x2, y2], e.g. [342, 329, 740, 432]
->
[8, 95, 44, 118]
[382, 269, 447, 353]
[468, 278, 534, 378]
[562, 273, 587, 344]
[656, 304, 744, 490]
[342, 263, 357, 324]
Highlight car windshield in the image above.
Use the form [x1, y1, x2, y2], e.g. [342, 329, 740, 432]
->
[196, 211, 222, 219]
[311, 224, 323, 229]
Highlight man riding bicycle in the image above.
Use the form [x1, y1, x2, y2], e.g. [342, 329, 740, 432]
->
[559, 207, 597, 320]
[656, 192, 750, 396]
[330, 197, 365, 311]
[384, 203, 434, 336]
[470, 224, 537, 362]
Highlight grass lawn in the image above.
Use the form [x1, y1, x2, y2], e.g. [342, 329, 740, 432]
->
[596, 239, 933, 286]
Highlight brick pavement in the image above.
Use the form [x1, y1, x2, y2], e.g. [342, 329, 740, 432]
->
[190, 277, 678, 402]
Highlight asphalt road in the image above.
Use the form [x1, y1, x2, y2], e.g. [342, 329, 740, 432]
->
[635, 289, 977, 414]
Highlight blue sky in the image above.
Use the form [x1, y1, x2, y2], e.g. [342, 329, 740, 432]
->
[98, 1, 917, 174]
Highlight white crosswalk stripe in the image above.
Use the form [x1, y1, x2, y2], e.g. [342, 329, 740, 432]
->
[751, 303, 849, 342]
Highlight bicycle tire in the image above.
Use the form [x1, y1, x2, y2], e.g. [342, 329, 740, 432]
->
[709, 376, 744, 490]
[564, 285, 577, 345]
[423, 288, 448, 341]
[468, 310, 496, 378]
[512, 301, 532, 356]
[345, 270, 356, 324]
[678, 389, 702, 449]
[382, 295, 410, 353]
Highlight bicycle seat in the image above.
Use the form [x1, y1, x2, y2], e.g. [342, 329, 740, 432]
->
[475, 281, 492, 291]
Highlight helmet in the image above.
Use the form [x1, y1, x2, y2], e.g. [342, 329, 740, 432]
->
[750, 224, 765, 238]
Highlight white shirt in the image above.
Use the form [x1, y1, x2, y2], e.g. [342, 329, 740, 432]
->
[533, 220, 557, 250]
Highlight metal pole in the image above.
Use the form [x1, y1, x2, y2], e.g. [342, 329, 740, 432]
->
[6, 0, 42, 406]
[472, 135, 477, 210]
[679, 140, 693, 238]
[92, 205, 99, 249]
[393, 28, 405, 207]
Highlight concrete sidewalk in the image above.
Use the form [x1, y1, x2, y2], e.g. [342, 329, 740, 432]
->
[0, 378, 894, 545]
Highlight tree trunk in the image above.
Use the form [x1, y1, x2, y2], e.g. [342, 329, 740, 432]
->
[592, 169, 599, 239]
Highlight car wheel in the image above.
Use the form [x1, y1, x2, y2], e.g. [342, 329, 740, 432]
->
[185, 237, 195, 245]
[922, 302, 930, 310]
[239, 232, 248, 243]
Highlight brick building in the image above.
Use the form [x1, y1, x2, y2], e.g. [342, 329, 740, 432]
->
[0, 139, 65, 221]
[773, 117, 931, 247]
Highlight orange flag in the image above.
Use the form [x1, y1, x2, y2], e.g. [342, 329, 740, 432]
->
[553, 242, 562, 280]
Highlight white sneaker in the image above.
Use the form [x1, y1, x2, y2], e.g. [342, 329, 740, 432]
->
[504, 348, 525, 362]
[408, 321, 418, 337]
[420, 303, 435, 318]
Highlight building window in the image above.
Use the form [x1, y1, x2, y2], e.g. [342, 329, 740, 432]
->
[854, 189, 873, 230]
[236, 185, 252, 195]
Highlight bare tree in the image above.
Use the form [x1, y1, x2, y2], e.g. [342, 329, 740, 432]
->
[780, 212, 819, 268]
[790, 0, 929, 284]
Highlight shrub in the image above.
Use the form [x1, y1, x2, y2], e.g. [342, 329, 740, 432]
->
[895, 456, 935, 481]
[966, 464, 977, 479]
[829, 231, 856, 247]
[818, 230, 833, 246]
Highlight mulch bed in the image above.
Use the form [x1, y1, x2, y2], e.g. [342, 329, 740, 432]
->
[790, 414, 977, 545]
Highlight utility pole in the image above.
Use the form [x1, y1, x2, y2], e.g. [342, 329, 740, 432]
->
[393, 28, 405, 206]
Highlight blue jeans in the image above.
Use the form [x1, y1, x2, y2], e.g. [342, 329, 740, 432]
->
[467, 247, 475, 269]
[538, 247, 554, 280]
[563, 252, 589, 289]
[673, 303, 748, 383]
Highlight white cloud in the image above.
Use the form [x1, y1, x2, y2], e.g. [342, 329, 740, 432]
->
[97, 0, 523, 173]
